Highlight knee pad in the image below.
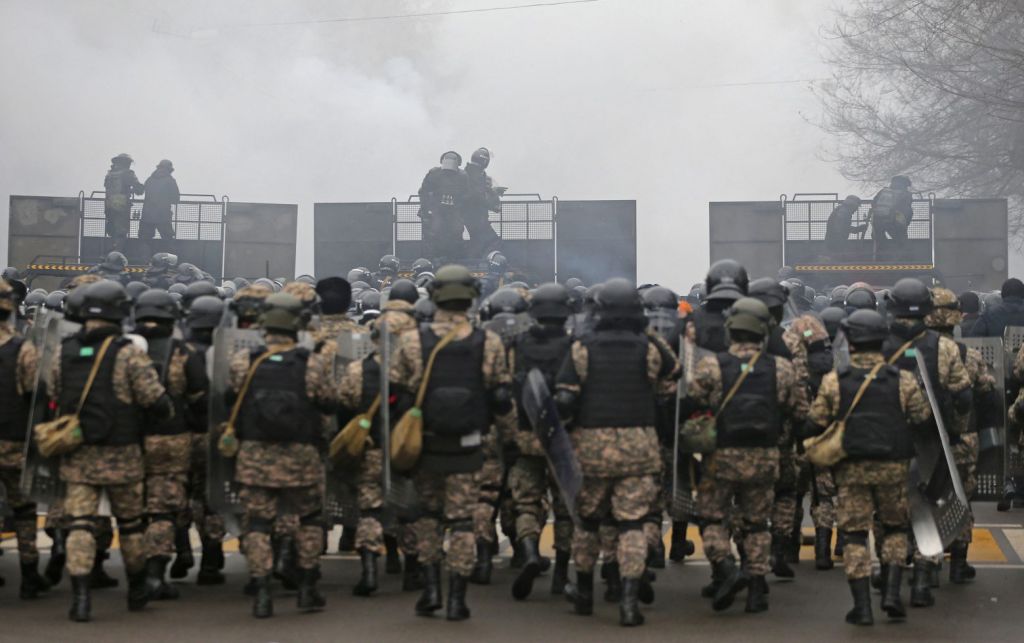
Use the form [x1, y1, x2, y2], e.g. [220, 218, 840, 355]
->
[617, 519, 645, 533]
[579, 516, 602, 534]
[68, 517, 97, 535]
[880, 524, 908, 538]
[842, 530, 869, 547]
[117, 516, 146, 536]
[743, 521, 769, 534]
[300, 511, 324, 529]
[148, 511, 176, 524]
[448, 519, 473, 533]
[13, 503, 38, 521]
[642, 512, 661, 526]
[248, 517, 274, 535]
[361, 507, 383, 520]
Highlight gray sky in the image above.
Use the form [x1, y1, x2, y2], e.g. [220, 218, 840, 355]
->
[0, 0, 860, 291]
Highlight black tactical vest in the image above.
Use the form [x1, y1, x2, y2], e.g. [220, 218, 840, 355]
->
[805, 339, 833, 396]
[144, 337, 187, 436]
[766, 326, 793, 360]
[838, 364, 913, 460]
[59, 334, 139, 446]
[359, 355, 384, 445]
[0, 337, 30, 441]
[693, 308, 728, 353]
[186, 340, 210, 432]
[237, 347, 321, 445]
[513, 328, 572, 426]
[577, 330, 656, 428]
[883, 329, 951, 422]
[715, 352, 781, 448]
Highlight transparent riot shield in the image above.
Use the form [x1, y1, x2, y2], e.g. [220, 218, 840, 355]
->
[832, 328, 851, 371]
[521, 367, 582, 525]
[960, 336, 1006, 500]
[671, 337, 710, 521]
[377, 320, 419, 524]
[20, 314, 80, 504]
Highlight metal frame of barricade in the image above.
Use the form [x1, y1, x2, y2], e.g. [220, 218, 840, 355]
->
[1003, 326, 1024, 479]
[959, 336, 1006, 500]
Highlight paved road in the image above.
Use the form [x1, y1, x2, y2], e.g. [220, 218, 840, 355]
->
[2, 503, 1022, 642]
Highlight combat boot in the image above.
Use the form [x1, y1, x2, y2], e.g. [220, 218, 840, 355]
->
[845, 577, 873, 625]
[469, 540, 492, 585]
[711, 557, 750, 612]
[402, 554, 424, 591]
[771, 534, 795, 579]
[45, 528, 67, 586]
[834, 531, 845, 558]
[252, 575, 273, 618]
[273, 535, 299, 590]
[415, 562, 443, 616]
[446, 573, 471, 621]
[701, 560, 725, 598]
[169, 526, 194, 579]
[338, 526, 356, 552]
[384, 534, 402, 575]
[353, 549, 379, 596]
[638, 569, 656, 604]
[949, 542, 976, 584]
[619, 577, 644, 626]
[68, 574, 91, 623]
[603, 561, 622, 602]
[551, 549, 570, 595]
[927, 561, 941, 588]
[564, 571, 593, 615]
[910, 562, 935, 607]
[647, 535, 666, 570]
[745, 574, 769, 613]
[297, 567, 326, 611]
[669, 521, 695, 562]
[510, 538, 525, 569]
[144, 556, 180, 600]
[127, 570, 150, 611]
[19, 560, 52, 599]
[197, 541, 226, 585]
[881, 563, 906, 618]
[90, 550, 119, 589]
[871, 565, 885, 592]
[511, 536, 542, 600]
[814, 528, 834, 570]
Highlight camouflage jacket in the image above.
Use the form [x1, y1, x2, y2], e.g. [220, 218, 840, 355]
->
[0, 324, 37, 466]
[890, 319, 971, 395]
[783, 314, 829, 383]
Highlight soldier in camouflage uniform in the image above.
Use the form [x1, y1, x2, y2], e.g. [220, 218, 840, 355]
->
[556, 278, 679, 627]
[0, 279, 52, 598]
[46, 280, 175, 622]
[689, 297, 808, 614]
[132, 290, 208, 600]
[805, 309, 931, 625]
[228, 292, 338, 618]
[231, 283, 273, 329]
[926, 287, 998, 583]
[881, 278, 971, 607]
[388, 265, 514, 621]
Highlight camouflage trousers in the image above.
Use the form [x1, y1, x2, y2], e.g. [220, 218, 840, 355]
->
[356, 448, 385, 555]
[835, 460, 910, 580]
[65, 481, 146, 576]
[473, 437, 504, 545]
[144, 434, 191, 559]
[771, 446, 798, 538]
[0, 467, 40, 563]
[953, 433, 979, 543]
[810, 466, 837, 529]
[45, 497, 113, 544]
[239, 484, 324, 578]
[509, 455, 573, 551]
[698, 448, 779, 576]
[186, 434, 226, 544]
[412, 470, 479, 577]
[572, 474, 656, 579]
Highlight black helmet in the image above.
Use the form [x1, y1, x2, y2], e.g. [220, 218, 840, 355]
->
[357, 290, 382, 314]
[150, 252, 178, 270]
[3, 266, 22, 281]
[174, 263, 201, 284]
[253, 277, 278, 293]
[486, 288, 527, 317]
[134, 289, 180, 321]
[350, 280, 370, 294]
[295, 274, 316, 285]
[812, 294, 829, 312]
[260, 293, 305, 333]
[81, 280, 131, 322]
[111, 152, 133, 165]
[829, 285, 849, 307]
[440, 150, 463, 166]
[529, 283, 572, 321]
[347, 267, 373, 284]
[187, 295, 225, 330]
[168, 283, 187, 295]
[471, 147, 491, 168]
[487, 251, 507, 274]
[595, 278, 643, 321]
[430, 265, 480, 305]
[819, 306, 846, 340]
[568, 286, 585, 313]
[565, 277, 584, 290]
[777, 266, 797, 282]
[413, 298, 436, 322]
[183, 281, 219, 311]
[705, 259, 749, 301]
[379, 254, 400, 276]
[747, 277, 789, 309]
[890, 175, 912, 190]
[724, 297, 772, 339]
[886, 278, 932, 318]
[64, 288, 87, 323]
[125, 281, 149, 301]
[844, 286, 877, 312]
[642, 286, 678, 311]
[411, 258, 434, 276]
[42, 290, 65, 311]
[841, 309, 889, 345]
[389, 278, 418, 304]
[25, 289, 47, 309]
[102, 251, 128, 272]
[414, 271, 435, 289]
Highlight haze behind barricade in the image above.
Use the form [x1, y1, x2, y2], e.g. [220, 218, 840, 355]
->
[0, 0, 855, 290]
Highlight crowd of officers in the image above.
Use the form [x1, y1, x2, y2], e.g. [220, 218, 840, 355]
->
[0, 253, 1017, 629]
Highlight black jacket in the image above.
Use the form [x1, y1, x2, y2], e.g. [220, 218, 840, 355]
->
[966, 296, 1024, 338]
[142, 170, 180, 219]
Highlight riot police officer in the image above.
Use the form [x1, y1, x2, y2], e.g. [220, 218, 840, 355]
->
[103, 154, 144, 252]
[691, 260, 748, 352]
[418, 152, 470, 262]
[463, 147, 504, 257]
[88, 251, 130, 285]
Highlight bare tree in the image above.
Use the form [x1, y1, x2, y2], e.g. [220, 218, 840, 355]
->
[817, 0, 1024, 232]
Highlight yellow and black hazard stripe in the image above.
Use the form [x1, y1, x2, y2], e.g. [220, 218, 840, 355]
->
[27, 264, 146, 273]
[795, 264, 934, 272]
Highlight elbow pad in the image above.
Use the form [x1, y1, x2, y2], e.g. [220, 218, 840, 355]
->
[952, 387, 972, 416]
[554, 390, 577, 420]
[150, 393, 175, 421]
[489, 385, 513, 415]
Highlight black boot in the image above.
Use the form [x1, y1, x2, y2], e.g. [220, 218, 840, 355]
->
[510, 538, 525, 569]
[127, 570, 150, 611]
[144, 556, 180, 600]
[402, 554, 424, 592]
[512, 536, 542, 600]
[564, 571, 593, 615]
[603, 561, 622, 602]
[910, 562, 935, 607]
[771, 534, 795, 579]
[949, 542, 976, 584]
[338, 526, 356, 552]
[927, 561, 941, 588]
[845, 577, 874, 625]
[469, 540, 493, 585]
[384, 534, 402, 575]
[712, 557, 750, 612]
[90, 551, 119, 589]
[871, 565, 885, 592]
[19, 559, 52, 599]
[647, 535, 666, 570]
[169, 527, 194, 579]
[638, 568, 656, 605]
[297, 567, 326, 611]
[353, 549, 379, 596]
[415, 562, 443, 616]
[45, 528, 67, 586]
[669, 521, 695, 562]
[619, 577, 645, 626]
[814, 528, 834, 570]
[273, 536, 299, 590]
[834, 531, 845, 558]
[551, 550, 570, 595]
[68, 574, 91, 622]
[745, 574, 769, 613]
[701, 560, 725, 598]
[881, 563, 906, 618]
[252, 575, 273, 618]
[197, 541, 226, 585]
[446, 573, 471, 621]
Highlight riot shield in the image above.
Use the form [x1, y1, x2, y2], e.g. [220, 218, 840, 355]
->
[909, 351, 971, 556]
[1002, 326, 1024, 488]
[19, 314, 80, 504]
[832, 328, 851, 371]
[645, 309, 680, 344]
[377, 320, 419, 523]
[521, 367, 582, 525]
[960, 336, 1006, 500]
[671, 338, 710, 521]
[484, 312, 533, 344]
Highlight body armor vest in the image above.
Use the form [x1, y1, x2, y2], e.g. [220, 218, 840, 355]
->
[59, 334, 139, 446]
[513, 328, 572, 427]
[715, 352, 781, 448]
[419, 326, 488, 464]
[0, 337, 30, 441]
[577, 330, 655, 428]
[766, 327, 793, 360]
[359, 356, 385, 445]
[838, 364, 913, 460]
[144, 336, 187, 436]
[693, 308, 728, 353]
[237, 347, 321, 445]
[883, 329, 952, 423]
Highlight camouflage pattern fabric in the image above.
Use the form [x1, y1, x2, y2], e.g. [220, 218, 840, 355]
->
[810, 467, 837, 528]
[411, 470, 479, 577]
[356, 447, 385, 555]
[0, 467, 40, 563]
[240, 484, 324, 577]
[571, 474, 656, 579]
[143, 434, 192, 558]
[510, 454, 573, 551]
[834, 461, 910, 580]
[187, 433, 226, 543]
[474, 431, 503, 545]
[953, 432, 979, 542]
[65, 481, 146, 576]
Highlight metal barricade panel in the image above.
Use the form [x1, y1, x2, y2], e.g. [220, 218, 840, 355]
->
[962, 336, 1007, 499]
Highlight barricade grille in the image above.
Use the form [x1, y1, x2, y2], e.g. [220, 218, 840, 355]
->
[81, 196, 225, 241]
